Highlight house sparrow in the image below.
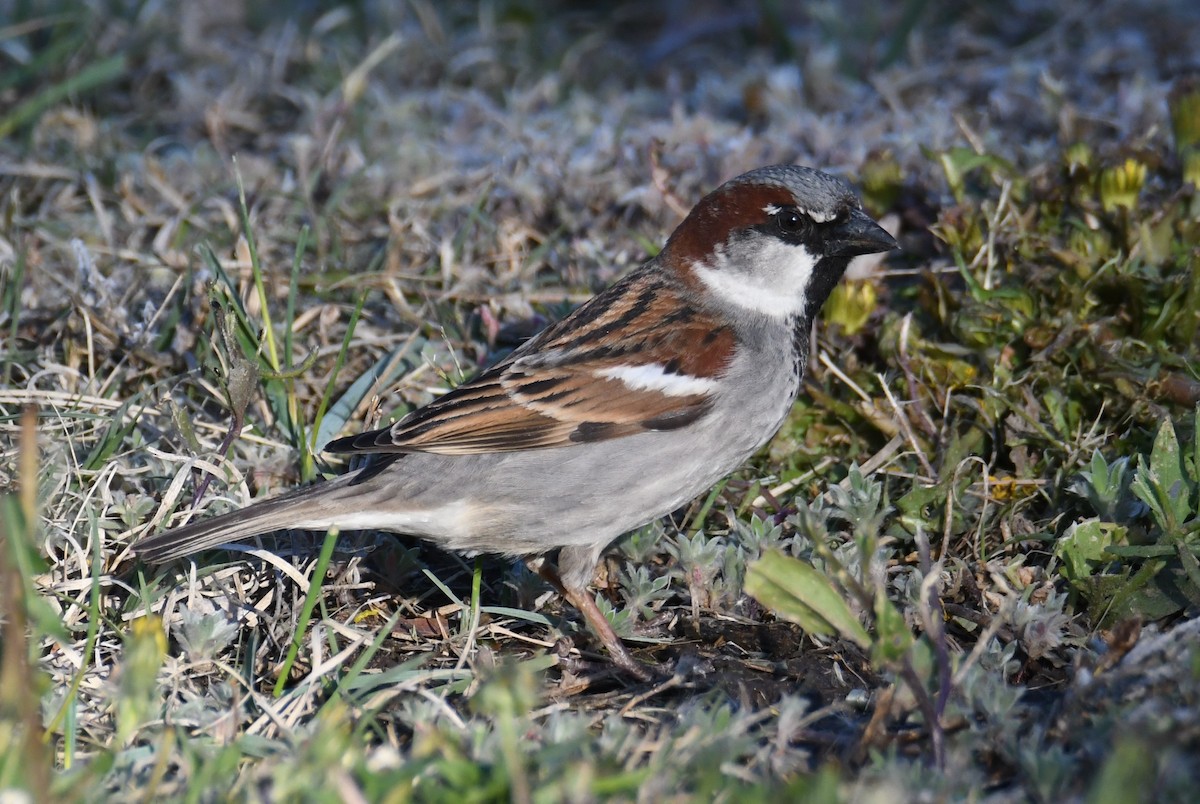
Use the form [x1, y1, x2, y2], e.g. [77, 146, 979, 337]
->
[135, 164, 897, 680]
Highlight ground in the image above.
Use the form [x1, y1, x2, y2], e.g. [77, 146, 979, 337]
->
[2, 1, 1200, 800]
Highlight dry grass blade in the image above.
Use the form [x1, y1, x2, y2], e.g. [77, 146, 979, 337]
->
[3, 1, 1199, 799]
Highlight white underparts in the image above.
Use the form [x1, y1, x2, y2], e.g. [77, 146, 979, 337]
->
[297, 499, 474, 535]
[597, 364, 719, 396]
[691, 236, 818, 319]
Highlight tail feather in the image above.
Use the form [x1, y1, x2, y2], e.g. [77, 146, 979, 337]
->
[134, 483, 337, 563]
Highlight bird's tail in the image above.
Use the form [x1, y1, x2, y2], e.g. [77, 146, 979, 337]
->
[133, 479, 349, 563]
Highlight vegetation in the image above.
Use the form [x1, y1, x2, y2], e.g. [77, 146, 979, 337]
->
[2, 1, 1198, 800]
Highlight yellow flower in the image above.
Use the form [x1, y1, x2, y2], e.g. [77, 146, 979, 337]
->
[1097, 158, 1146, 212]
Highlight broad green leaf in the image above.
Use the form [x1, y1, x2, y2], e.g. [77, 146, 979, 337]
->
[1105, 544, 1175, 558]
[1099, 561, 1198, 624]
[1088, 738, 1157, 804]
[872, 589, 914, 666]
[1089, 557, 1200, 625]
[895, 482, 945, 533]
[1056, 519, 1126, 583]
[1192, 405, 1200, 486]
[935, 146, 1017, 204]
[744, 550, 870, 648]
[1131, 417, 1192, 536]
[1177, 542, 1200, 591]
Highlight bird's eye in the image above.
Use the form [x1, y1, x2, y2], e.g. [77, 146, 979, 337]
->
[775, 207, 811, 237]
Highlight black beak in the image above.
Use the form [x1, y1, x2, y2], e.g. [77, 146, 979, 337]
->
[824, 208, 898, 258]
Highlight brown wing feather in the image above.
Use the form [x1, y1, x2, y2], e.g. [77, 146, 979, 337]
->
[325, 268, 736, 456]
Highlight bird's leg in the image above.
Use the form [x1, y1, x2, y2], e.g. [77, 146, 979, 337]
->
[530, 552, 653, 682]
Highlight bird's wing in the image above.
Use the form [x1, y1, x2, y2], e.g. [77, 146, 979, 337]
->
[326, 273, 736, 456]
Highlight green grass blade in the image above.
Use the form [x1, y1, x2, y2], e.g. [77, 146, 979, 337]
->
[0, 53, 126, 138]
[272, 528, 340, 698]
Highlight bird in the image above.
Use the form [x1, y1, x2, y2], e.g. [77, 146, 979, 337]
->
[134, 164, 898, 680]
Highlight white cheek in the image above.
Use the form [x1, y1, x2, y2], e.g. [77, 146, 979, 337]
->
[691, 238, 818, 319]
[596, 364, 719, 396]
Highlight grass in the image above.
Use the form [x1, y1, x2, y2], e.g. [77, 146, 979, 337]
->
[3, 0, 1200, 800]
